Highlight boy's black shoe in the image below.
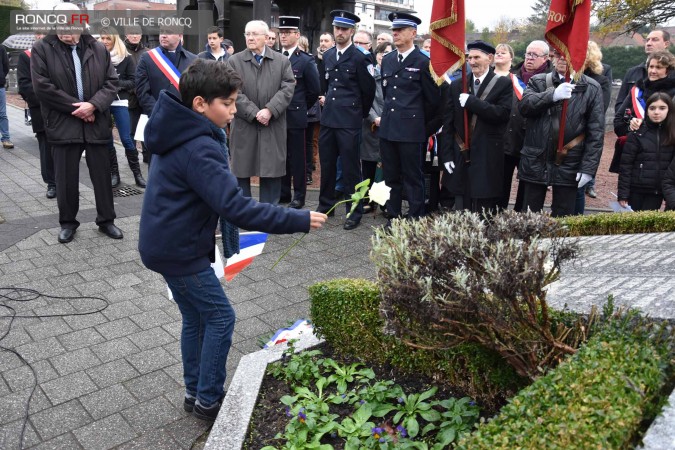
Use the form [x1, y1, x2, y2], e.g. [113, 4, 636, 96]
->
[184, 396, 196, 412]
[193, 400, 222, 422]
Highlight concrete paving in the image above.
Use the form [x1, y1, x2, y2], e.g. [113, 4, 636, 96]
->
[1, 102, 674, 449]
[0, 104, 382, 449]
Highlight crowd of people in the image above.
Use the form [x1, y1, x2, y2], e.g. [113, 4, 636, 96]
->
[3, 5, 675, 422]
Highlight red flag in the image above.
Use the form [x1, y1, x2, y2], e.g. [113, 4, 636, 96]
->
[545, 0, 591, 79]
[430, 0, 465, 83]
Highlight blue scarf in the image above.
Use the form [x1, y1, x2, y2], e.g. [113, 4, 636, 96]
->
[209, 122, 240, 258]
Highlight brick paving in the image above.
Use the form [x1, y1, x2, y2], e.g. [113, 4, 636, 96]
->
[1, 99, 673, 449]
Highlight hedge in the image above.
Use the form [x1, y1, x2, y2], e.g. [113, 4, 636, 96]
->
[454, 313, 674, 450]
[558, 210, 675, 236]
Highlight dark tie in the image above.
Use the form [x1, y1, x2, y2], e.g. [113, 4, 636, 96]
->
[166, 51, 177, 66]
[70, 45, 83, 101]
[336, 51, 342, 61]
[283, 50, 289, 57]
[398, 53, 403, 64]
[474, 78, 481, 87]
[254, 54, 263, 64]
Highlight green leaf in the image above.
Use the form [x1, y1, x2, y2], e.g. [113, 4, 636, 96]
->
[437, 427, 456, 445]
[406, 417, 420, 438]
[420, 409, 441, 422]
[418, 386, 438, 402]
[353, 402, 373, 425]
[371, 403, 396, 418]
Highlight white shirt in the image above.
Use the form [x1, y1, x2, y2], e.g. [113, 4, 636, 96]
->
[282, 46, 297, 57]
[397, 46, 415, 63]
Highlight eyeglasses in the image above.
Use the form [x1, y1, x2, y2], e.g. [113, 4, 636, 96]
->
[279, 30, 298, 35]
[524, 52, 545, 59]
[354, 41, 370, 45]
[243, 32, 265, 38]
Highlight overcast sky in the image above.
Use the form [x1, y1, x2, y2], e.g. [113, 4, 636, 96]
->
[416, 0, 537, 33]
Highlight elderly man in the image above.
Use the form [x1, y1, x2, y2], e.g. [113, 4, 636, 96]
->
[227, 20, 295, 204]
[266, 29, 278, 49]
[442, 40, 512, 214]
[379, 12, 439, 222]
[376, 32, 393, 46]
[316, 10, 376, 230]
[518, 51, 605, 217]
[615, 29, 670, 111]
[278, 16, 320, 209]
[422, 38, 431, 53]
[498, 40, 551, 211]
[31, 5, 122, 243]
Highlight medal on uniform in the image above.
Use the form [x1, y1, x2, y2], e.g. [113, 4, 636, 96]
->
[325, 72, 329, 80]
[383, 79, 387, 87]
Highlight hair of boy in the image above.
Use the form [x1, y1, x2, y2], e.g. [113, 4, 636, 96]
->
[179, 59, 243, 109]
[206, 26, 223, 38]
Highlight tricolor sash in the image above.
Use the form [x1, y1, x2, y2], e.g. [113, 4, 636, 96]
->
[630, 85, 645, 119]
[509, 73, 526, 100]
[224, 232, 268, 282]
[148, 47, 181, 90]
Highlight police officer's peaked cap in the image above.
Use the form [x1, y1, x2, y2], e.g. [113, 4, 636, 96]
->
[330, 10, 360, 28]
[467, 40, 496, 55]
[388, 12, 422, 30]
[278, 16, 301, 30]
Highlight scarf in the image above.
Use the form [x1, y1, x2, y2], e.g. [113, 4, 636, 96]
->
[208, 122, 240, 258]
[519, 61, 549, 85]
[110, 48, 123, 67]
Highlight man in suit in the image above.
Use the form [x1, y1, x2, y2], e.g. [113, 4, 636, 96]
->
[278, 16, 321, 209]
[379, 12, 440, 222]
[316, 10, 376, 230]
[442, 40, 512, 214]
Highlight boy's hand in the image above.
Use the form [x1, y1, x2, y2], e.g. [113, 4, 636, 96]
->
[309, 211, 327, 230]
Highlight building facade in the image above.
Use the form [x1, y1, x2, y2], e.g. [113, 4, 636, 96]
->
[353, 0, 415, 35]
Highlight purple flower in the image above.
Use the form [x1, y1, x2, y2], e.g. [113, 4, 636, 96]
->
[379, 437, 386, 443]
[398, 397, 404, 403]
[371, 427, 384, 439]
[341, 394, 347, 399]
[469, 401, 476, 406]
[360, 399, 366, 404]
[297, 411, 307, 423]
[397, 425, 407, 437]
[285, 407, 292, 417]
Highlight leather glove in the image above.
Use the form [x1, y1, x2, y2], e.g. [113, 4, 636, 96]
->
[459, 93, 470, 107]
[444, 161, 455, 174]
[552, 82, 575, 102]
[576, 173, 592, 188]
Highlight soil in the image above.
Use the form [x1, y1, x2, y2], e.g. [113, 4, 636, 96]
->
[242, 342, 506, 450]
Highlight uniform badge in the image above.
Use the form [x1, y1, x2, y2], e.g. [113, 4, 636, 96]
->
[383, 79, 387, 87]
[325, 72, 329, 80]
[367, 64, 374, 77]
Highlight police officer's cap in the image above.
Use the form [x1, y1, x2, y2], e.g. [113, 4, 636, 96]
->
[388, 12, 422, 30]
[467, 40, 496, 55]
[330, 10, 360, 28]
[278, 16, 301, 30]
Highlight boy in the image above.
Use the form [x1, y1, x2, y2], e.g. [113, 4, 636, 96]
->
[197, 26, 230, 62]
[138, 59, 326, 421]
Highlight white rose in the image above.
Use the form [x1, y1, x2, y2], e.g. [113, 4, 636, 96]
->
[368, 181, 391, 206]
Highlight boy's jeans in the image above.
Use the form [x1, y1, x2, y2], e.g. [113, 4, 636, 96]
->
[0, 88, 10, 142]
[163, 268, 235, 407]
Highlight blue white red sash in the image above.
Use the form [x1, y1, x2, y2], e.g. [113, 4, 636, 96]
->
[630, 85, 645, 119]
[148, 47, 181, 90]
[224, 232, 268, 282]
[509, 73, 526, 100]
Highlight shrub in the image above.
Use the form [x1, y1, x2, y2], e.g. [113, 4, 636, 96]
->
[455, 311, 675, 450]
[558, 210, 675, 236]
[309, 279, 526, 406]
[370, 210, 596, 380]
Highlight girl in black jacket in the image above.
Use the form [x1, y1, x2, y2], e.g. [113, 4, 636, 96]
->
[99, 28, 146, 188]
[619, 92, 675, 211]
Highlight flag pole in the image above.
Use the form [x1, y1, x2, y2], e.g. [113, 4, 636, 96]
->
[462, 63, 470, 162]
[556, 68, 570, 165]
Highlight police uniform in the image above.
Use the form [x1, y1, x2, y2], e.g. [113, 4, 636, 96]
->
[278, 16, 321, 209]
[379, 13, 440, 219]
[317, 10, 376, 230]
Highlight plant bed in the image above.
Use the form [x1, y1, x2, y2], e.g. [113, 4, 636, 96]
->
[243, 341, 491, 449]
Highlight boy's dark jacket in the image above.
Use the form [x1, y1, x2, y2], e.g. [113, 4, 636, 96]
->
[138, 92, 310, 276]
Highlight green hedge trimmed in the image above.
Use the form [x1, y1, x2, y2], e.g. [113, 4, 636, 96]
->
[455, 315, 674, 450]
[559, 210, 675, 236]
[309, 279, 526, 407]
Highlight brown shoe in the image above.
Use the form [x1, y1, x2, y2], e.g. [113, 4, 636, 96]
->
[2, 140, 14, 149]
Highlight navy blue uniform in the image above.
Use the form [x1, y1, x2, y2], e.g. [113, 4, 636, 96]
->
[379, 47, 440, 218]
[318, 44, 376, 224]
[281, 49, 321, 205]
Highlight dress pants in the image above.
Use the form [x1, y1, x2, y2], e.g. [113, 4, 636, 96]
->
[628, 192, 663, 211]
[52, 143, 116, 229]
[129, 106, 150, 164]
[37, 132, 55, 189]
[521, 181, 577, 217]
[318, 126, 363, 221]
[237, 177, 282, 205]
[281, 127, 307, 203]
[380, 139, 425, 218]
[499, 153, 524, 212]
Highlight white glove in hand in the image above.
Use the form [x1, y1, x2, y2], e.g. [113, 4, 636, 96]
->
[576, 173, 592, 188]
[553, 82, 575, 102]
[444, 161, 456, 174]
[459, 93, 470, 107]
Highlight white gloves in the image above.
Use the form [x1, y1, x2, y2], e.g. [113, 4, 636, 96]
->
[459, 93, 470, 107]
[576, 173, 592, 188]
[444, 161, 455, 174]
[552, 82, 575, 102]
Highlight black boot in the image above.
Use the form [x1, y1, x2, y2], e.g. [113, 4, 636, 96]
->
[109, 147, 120, 188]
[126, 151, 147, 187]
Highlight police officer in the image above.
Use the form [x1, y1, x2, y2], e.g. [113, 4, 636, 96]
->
[317, 10, 376, 230]
[278, 16, 321, 209]
[379, 13, 440, 222]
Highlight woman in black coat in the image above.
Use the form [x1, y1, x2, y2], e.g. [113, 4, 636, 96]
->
[619, 92, 675, 211]
[99, 28, 146, 188]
